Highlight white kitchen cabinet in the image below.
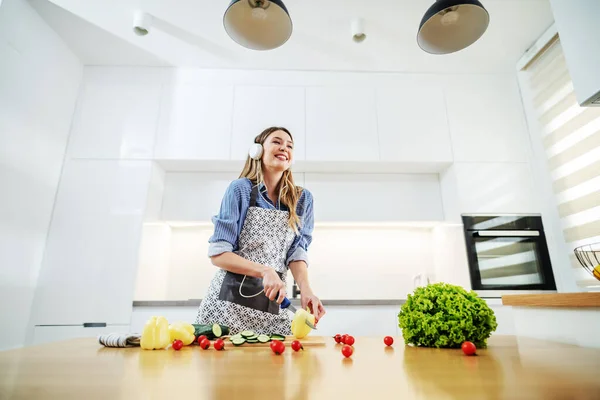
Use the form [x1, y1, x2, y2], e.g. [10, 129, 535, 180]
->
[154, 84, 234, 160]
[440, 162, 541, 222]
[230, 86, 306, 161]
[376, 85, 453, 163]
[443, 75, 530, 163]
[31, 325, 131, 346]
[304, 173, 444, 222]
[67, 68, 163, 159]
[160, 172, 306, 221]
[305, 87, 379, 162]
[30, 159, 152, 326]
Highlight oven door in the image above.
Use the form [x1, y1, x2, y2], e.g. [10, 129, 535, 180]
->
[465, 230, 557, 293]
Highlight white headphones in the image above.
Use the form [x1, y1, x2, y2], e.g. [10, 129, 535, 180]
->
[248, 143, 295, 166]
[248, 143, 263, 160]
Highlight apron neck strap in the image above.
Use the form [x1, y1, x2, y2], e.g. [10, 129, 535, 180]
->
[250, 184, 259, 207]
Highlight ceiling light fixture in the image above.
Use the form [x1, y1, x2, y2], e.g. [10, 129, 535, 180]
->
[223, 0, 292, 51]
[417, 0, 489, 54]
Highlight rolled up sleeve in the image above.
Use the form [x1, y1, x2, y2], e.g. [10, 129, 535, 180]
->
[286, 190, 314, 267]
[208, 181, 243, 257]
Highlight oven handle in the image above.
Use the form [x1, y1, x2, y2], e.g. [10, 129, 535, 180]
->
[474, 230, 540, 237]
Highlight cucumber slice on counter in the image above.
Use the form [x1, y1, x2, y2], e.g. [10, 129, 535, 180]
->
[241, 330, 255, 338]
[270, 334, 285, 341]
[246, 339, 259, 344]
[232, 337, 246, 346]
[257, 335, 271, 343]
[229, 334, 242, 342]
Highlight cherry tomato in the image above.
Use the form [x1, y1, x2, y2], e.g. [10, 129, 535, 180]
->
[200, 338, 211, 350]
[334, 334, 343, 344]
[344, 335, 355, 346]
[172, 339, 183, 351]
[341, 344, 353, 358]
[214, 339, 225, 351]
[270, 340, 285, 355]
[197, 335, 208, 345]
[291, 340, 303, 352]
[341, 334, 348, 344]
[461, 341, 476, 356]
[384, 336, 394, 346]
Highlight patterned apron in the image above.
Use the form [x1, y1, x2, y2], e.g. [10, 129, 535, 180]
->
[195, 185, 297, 335]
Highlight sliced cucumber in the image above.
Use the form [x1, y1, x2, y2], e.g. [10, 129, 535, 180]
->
[241, 330, 255, 338]
[229, 334, 242, 342]
[270, 334, 286, 341]
[232, 337, 246, 346]
[245, 335, 258, 341]
[246, 339, 259, 343]
[257, 335, 271, 343]
[212, 323, 223, 338]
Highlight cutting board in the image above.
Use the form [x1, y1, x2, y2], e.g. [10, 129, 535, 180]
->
[223, 335, 327, 348]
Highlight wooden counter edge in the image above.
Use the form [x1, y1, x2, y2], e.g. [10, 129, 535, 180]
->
[502, 292, 600, 307]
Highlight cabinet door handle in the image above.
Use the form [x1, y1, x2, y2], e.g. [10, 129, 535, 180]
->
[83, 322, 107, 328]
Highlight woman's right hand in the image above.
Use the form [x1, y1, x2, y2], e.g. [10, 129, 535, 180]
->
[262, 268, 286, 304]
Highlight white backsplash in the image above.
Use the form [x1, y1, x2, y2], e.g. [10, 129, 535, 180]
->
[134, 222, 469, 301]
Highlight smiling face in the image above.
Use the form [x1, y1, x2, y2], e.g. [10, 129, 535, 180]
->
[261, 130, 294, 172]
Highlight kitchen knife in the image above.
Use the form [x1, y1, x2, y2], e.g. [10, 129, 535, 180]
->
[280, 297, 317, 330]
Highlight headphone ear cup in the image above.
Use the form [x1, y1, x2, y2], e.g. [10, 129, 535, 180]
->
[248, 143, 263, 160]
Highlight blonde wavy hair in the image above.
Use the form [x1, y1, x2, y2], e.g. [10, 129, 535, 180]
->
[239, 127, 302, 232]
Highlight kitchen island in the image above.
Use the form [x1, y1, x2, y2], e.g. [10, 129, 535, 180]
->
[1, 335, 599, 399]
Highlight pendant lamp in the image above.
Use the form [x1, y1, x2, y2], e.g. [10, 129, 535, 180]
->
[223, 0, 292, 51]
[417, 0, 489, 55]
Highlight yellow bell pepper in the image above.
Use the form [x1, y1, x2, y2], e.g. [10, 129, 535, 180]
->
[168, 322, 196, 346]
[140, 316, 171, 350]
[291, 307, 316, 339]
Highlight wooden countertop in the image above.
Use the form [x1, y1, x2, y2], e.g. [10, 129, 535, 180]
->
[502, 292, 600, 307]
[2, 335, 600, 400]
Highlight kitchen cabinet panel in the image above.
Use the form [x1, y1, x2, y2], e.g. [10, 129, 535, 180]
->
[161, 172, 306, 221]
[31, 159, 152, 326]
[444, 76, 529, 163]
[68, 69, 162, 159]
[231, 86, 306, 161]
[304, 173, 444, 222]
[31, 325, 130, 346]
[440, 162, 541, 222]
[377, 85, 453, 163]
[154, 84, 233, 160]
[305, 87, 379, 162]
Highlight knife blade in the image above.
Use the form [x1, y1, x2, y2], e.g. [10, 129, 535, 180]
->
[280, 297, 317, 330]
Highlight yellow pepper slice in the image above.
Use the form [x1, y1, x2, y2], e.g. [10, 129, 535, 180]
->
[168, 322, 196, 346]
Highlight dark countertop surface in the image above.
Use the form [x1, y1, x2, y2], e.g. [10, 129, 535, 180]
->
[132, 299, 406, 307]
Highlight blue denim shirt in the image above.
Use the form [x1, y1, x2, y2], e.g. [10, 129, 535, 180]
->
[208, 178, 314, 267]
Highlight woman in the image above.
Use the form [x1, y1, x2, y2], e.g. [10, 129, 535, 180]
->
[195, 127, 325, 335]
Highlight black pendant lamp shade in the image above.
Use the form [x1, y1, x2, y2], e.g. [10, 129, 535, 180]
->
[223, 0, 292, 51]
[417, 0, 489, 55]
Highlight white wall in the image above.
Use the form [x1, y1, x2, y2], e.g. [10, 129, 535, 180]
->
[0, 0, 82, 350]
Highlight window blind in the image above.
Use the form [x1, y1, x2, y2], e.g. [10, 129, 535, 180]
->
[522, 36, 600, 290]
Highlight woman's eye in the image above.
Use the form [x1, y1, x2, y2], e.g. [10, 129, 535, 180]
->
[288, 145, 293, 149]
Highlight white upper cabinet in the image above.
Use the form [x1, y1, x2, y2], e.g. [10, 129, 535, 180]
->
[440, 162, 540, 222]
[154, 84, 234, 160]
[230, 86, 306, 161]
[376, 84, 453, 163]
[31, 159, 152, 325]
[68, 68, 163, 159]
[305, 87, 379, 162]
[443, 75, 530, 163]
[304, 173, 444, 222]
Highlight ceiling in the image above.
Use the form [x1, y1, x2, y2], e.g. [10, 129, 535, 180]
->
[30, 0, 554, 73]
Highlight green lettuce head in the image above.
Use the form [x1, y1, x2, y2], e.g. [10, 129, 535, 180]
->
[398, 282, 498, 348]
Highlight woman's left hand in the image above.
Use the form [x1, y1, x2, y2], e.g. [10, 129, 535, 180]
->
[301, 291, 326, 324]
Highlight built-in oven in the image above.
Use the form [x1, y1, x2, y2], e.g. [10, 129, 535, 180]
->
[462, 214, 557, 298]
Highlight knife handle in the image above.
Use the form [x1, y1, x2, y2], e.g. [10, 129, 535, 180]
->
[280, 296, 291, 309]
